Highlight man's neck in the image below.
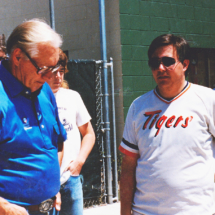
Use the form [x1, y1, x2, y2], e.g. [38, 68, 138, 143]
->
[157, 81, 187, 101]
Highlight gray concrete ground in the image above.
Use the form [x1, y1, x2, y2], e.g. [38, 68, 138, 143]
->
[83, 202, 120, 215]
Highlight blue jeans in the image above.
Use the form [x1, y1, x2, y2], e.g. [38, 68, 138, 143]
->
[28, 211, 50, 215]
[50, 176, 83, 215]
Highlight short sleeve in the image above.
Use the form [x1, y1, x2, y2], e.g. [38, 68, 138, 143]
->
[119, 102, 139, 158]
[207, 89, 215, 138]
[75, 92, 91, 127]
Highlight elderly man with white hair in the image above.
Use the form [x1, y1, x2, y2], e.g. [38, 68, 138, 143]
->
[0, 19, 67, 215]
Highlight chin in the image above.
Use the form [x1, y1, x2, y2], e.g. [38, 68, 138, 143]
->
[52, 87, 59, 93]
[157, 79, 170, 85]
[157, 82, 172, 90]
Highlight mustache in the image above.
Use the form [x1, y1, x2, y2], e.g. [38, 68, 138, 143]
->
[156, 71, 169, 78]
[156, 75, 170, 80]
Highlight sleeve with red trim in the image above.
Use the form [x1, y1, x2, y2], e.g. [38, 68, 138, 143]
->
[119, 102, 139, 158]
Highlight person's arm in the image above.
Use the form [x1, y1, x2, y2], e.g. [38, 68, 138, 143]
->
[53, 192, 61, 212]
[57, 142, 64, 167]
[0, 197, 29, 215]
[120, 154, 138, 215]
[53, 142, 64, 211]
[66, 121, 95, 175]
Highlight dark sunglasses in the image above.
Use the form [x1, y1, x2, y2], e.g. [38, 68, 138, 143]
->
[148, 57, 178, 70]
[21, 49, 60, 75]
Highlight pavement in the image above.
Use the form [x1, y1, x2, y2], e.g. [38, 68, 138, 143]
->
[83, 202, 120, 215]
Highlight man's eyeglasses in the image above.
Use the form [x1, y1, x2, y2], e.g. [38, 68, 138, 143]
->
[21, 49, 60, 75]
[148, 57, 179, 70]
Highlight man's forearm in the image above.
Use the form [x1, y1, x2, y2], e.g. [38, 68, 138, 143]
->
[0, 197, 29, 215]
[76, 133, 95, 165]
[76, 122, 95, 169]
[67, 132, 95, 176]
[120, 170, 136, 215]
[120, 155, 137, 215]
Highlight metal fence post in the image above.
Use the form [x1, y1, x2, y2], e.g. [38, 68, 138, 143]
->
[49, 0, 55, 30]
[99, 0, 113, 204]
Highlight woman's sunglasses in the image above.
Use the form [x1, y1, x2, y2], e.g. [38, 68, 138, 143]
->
[148, 57, 179, 70]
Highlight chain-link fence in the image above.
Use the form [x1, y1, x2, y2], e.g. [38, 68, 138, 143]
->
[65, 60, 117, 207]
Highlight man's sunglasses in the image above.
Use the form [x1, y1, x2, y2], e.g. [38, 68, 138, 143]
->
[21, 49, 60, 75]
[148, 57, 178, 70]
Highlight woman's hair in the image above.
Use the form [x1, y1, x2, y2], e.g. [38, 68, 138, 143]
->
[58, 49, 69, 89]
[6, 18, 62, 57]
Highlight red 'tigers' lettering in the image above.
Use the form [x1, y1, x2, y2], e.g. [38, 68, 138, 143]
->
[165, 115, 176, 128]
[149, 114, 160, 129]
[143, 110, 193, 137]
[173, 116, 183, 127]
[155, 115, 167, 136]
[181, 117, 192, 128]
[143, 110, 162, 130]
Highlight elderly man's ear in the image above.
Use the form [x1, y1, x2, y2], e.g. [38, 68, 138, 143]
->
[12, 48, 22, 66]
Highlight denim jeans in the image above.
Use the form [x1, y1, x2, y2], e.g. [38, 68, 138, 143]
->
[28, 211, 50, 215]
[50, 175, 83, 215]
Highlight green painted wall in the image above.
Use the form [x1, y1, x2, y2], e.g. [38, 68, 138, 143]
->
[120, 0, 215, 118]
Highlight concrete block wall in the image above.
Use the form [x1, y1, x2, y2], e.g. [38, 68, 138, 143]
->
[0, 0, 101, 60]
[54, 0, 101, 60]
[105, 0, 124, 145]
[120, 0, 215, 117]
[0, 0, 101, 61]
[0, 0, 50, 39]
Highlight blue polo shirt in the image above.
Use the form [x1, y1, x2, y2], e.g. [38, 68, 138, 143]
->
[0, 61, 67, 206]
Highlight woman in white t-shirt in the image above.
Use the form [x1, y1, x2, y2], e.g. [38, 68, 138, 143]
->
[48, 50, 95, 215]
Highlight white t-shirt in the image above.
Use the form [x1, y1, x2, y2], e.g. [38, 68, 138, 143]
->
[119, 82, 215, 215]
[54, 88, 91, 185]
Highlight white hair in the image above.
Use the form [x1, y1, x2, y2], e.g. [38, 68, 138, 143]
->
[7, 18, 62, 57]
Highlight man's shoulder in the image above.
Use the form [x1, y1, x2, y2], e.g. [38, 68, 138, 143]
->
[189, 83, 215, 110]
[190, 83, 215, 98]
[127, 90, 154, 115]
[132, 90, 154, 106]
[191, 83, 212, 91]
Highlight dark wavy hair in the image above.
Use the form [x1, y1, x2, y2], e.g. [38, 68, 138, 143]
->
[148, 34, 190, 76]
